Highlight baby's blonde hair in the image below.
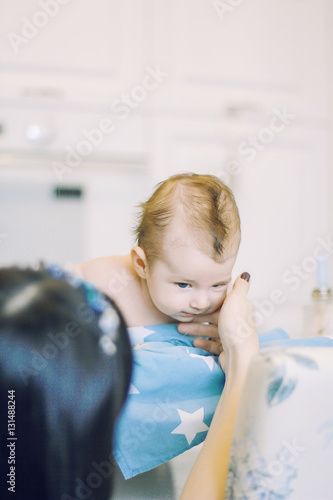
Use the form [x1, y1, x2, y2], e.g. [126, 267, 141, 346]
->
[134, 173, 240, 265]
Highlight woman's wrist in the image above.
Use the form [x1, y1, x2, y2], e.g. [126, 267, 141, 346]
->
[219, 339, 259, 392]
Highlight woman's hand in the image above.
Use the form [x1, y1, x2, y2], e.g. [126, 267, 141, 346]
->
[216, 272, 259, 376]
[177, 309, 223, 355]
[178, 273, 259, 372]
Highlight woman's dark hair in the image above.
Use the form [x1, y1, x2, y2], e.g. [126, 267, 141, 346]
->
[0, 265, 132, 500]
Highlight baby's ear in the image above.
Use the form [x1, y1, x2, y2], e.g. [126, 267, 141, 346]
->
[131, 246, 148, 279]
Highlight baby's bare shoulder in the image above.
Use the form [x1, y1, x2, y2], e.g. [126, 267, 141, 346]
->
[80, 255, 130, 283]
[72, 254, 138, 302]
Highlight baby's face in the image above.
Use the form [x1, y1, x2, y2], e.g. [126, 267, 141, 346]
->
[145, 232, 239, 322]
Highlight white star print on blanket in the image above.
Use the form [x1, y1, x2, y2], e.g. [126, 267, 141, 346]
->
[171, 408, 209, 445]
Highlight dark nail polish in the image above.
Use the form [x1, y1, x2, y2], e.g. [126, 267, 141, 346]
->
[241, 272, 250, 282]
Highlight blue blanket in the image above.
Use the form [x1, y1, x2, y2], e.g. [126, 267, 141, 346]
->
[114, 324, 333, 479]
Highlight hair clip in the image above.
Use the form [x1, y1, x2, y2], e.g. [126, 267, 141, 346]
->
[99, 308, 119, 338]
[99, 335, 117, 356]
[97, 308, 120, 356]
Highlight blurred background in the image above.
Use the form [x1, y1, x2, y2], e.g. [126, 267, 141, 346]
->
[0, 0, 333, 337]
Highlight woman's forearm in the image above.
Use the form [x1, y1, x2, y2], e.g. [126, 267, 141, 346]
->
[180, 372, 247, 500]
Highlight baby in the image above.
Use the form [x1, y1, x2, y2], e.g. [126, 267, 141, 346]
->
[74, 173, 241, 337]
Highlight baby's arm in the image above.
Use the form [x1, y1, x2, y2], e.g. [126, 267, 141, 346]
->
[180, 274, 259, 500]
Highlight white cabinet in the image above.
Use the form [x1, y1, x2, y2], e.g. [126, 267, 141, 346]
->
[152, 0, 327, 119]
[150, 116, 229, 184]
[1, 0, 326, 118]
[0, 0, 150, 164]
[233, 127, 329, 299]
[0, 107, 147, 159]
[0, 0, 146, 105]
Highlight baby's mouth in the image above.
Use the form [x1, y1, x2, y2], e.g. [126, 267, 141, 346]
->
[180, 311, 207, 317]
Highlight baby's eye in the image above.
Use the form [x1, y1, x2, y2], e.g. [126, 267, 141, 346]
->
[212, 283, 226, 288]
[176, 282, 190, 289]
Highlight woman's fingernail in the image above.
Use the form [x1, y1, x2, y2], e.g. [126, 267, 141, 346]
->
[241, 272, 250, 282]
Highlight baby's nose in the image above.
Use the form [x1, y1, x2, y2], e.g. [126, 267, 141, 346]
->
[190, 291, 210, 310]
